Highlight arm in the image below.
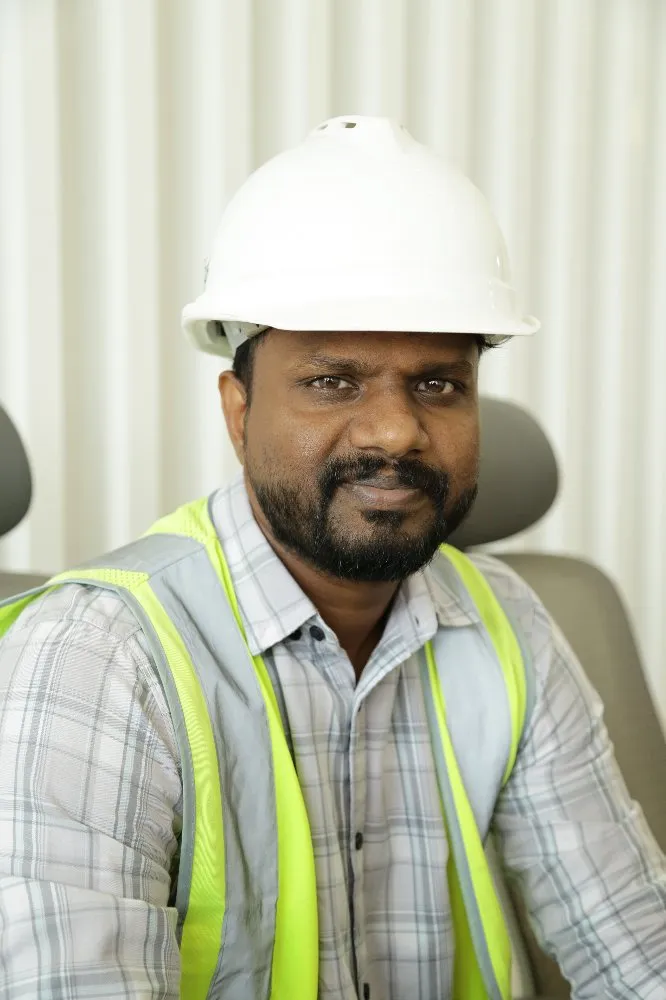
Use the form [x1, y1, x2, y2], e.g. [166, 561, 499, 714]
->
[0, 585, 183, 998]
[487, 562, 666, 998]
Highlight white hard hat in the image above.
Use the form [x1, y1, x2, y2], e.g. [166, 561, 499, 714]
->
[182, 115, 540, 357]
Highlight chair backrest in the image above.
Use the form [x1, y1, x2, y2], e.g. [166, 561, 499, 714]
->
[0, 405, 48, 598]
[499, 554, 666, 851]
[0, 404, 32, 540]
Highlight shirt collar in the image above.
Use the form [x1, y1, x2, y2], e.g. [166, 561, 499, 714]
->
[209, 474, 478, 656]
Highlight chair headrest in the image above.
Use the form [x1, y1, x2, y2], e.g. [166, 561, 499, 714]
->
[0, 405, 32, 539]
[448, 396, 559, 549]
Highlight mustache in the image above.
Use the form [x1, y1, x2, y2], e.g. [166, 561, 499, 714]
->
[319, 454, 450, 506]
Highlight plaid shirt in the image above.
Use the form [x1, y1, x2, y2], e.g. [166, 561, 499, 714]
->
[0, 474, 665, 999]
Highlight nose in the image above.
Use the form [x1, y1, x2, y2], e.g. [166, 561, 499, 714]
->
[347, 387, 429, 458]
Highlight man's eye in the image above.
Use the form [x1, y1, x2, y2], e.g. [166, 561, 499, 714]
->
[416, 378, 457, 395]
[309, 376, 354, 390]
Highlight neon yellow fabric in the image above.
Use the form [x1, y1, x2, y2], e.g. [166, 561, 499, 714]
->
[0, 590, 52, 638]
[146, 499, 319, 1000]
[440, 544, 526, 784]
[133, 585, 226, 1000]
[1, 563, 227, 1000]
[431, 543, 527, 999]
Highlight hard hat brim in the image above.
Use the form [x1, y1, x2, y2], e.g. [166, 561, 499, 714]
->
[182, 289, 540, 358]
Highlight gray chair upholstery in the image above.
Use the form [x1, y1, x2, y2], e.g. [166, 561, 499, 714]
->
[0, 404, 32, 539]
[0, 405, 49, 599]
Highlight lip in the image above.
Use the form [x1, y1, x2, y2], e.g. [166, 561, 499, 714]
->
[342, 481, 424, 510]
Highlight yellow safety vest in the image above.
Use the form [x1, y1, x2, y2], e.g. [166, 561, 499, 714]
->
[0, 497, 527, 999]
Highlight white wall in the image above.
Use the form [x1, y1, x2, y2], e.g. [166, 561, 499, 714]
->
[1, 0, 664, 724]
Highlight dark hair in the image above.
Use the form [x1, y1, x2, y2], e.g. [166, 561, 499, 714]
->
[232, 331, 496, 403]
[476, 334, 496, 355]
[232, 331, 266, 404]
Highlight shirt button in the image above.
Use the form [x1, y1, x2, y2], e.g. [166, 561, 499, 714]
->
[288, 628, 302, 641]
[309, 625, 325, 641]
[363, 984, 371, 1000]
[355, 831, 364, 850]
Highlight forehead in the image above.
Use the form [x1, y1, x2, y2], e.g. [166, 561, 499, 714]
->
[262, 329, 479, 367]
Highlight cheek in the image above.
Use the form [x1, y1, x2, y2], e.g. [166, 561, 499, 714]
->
[244, 398, 337, 477]
[433, 417, 480, 484]
[464, 422, 481, 474]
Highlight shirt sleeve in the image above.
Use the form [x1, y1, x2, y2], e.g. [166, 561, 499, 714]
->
[0, 584, 183, 998]
[479, 556, 666, 999]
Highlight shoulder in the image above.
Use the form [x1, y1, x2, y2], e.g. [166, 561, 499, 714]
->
[464, 552, 600, 747]
[428, 547, 562, 693]
[0, 583, 180, 770]
[1, 583, 157, 709]
[460, 552, 568, 723]
[5, 582, 144, 643]
[465, 550, 552, 645]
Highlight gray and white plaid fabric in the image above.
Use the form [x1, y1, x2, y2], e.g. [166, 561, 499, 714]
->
[0, 474, 664, 998]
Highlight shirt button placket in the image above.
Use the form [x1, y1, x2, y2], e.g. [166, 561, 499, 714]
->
[349, 701, 367, 995]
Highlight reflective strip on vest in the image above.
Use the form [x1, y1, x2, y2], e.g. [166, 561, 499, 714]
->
[422, 547, 526, 1000]
[0, 496, 528, 1000]
[145, 499, 320, 1000]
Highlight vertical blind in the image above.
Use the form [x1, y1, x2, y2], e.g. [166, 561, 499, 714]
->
[1, 0, 664, 723]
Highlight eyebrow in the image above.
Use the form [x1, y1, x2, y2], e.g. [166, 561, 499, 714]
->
[292, 353, 476, 379]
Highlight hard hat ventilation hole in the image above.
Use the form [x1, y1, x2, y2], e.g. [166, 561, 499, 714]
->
[343, 121, 357, 128]
[317, 123, 328, 130]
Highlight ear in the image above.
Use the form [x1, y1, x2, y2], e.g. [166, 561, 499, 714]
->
[219, 370, 247, 464]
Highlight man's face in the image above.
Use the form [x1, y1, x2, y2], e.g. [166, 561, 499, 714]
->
[221, 329, 480, 582]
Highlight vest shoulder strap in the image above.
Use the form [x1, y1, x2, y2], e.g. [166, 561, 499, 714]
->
[425, 545, 533, 1000]
[435, 544, 530, 786]
[0, 497, 215, 639]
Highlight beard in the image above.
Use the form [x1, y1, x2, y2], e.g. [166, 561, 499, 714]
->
[247, 452, 478, 582]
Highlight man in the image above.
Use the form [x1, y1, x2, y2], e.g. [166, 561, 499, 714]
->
[0, 116, 664, 999]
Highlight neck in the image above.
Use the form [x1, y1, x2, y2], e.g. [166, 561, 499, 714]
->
[246, 489, 398, 677]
